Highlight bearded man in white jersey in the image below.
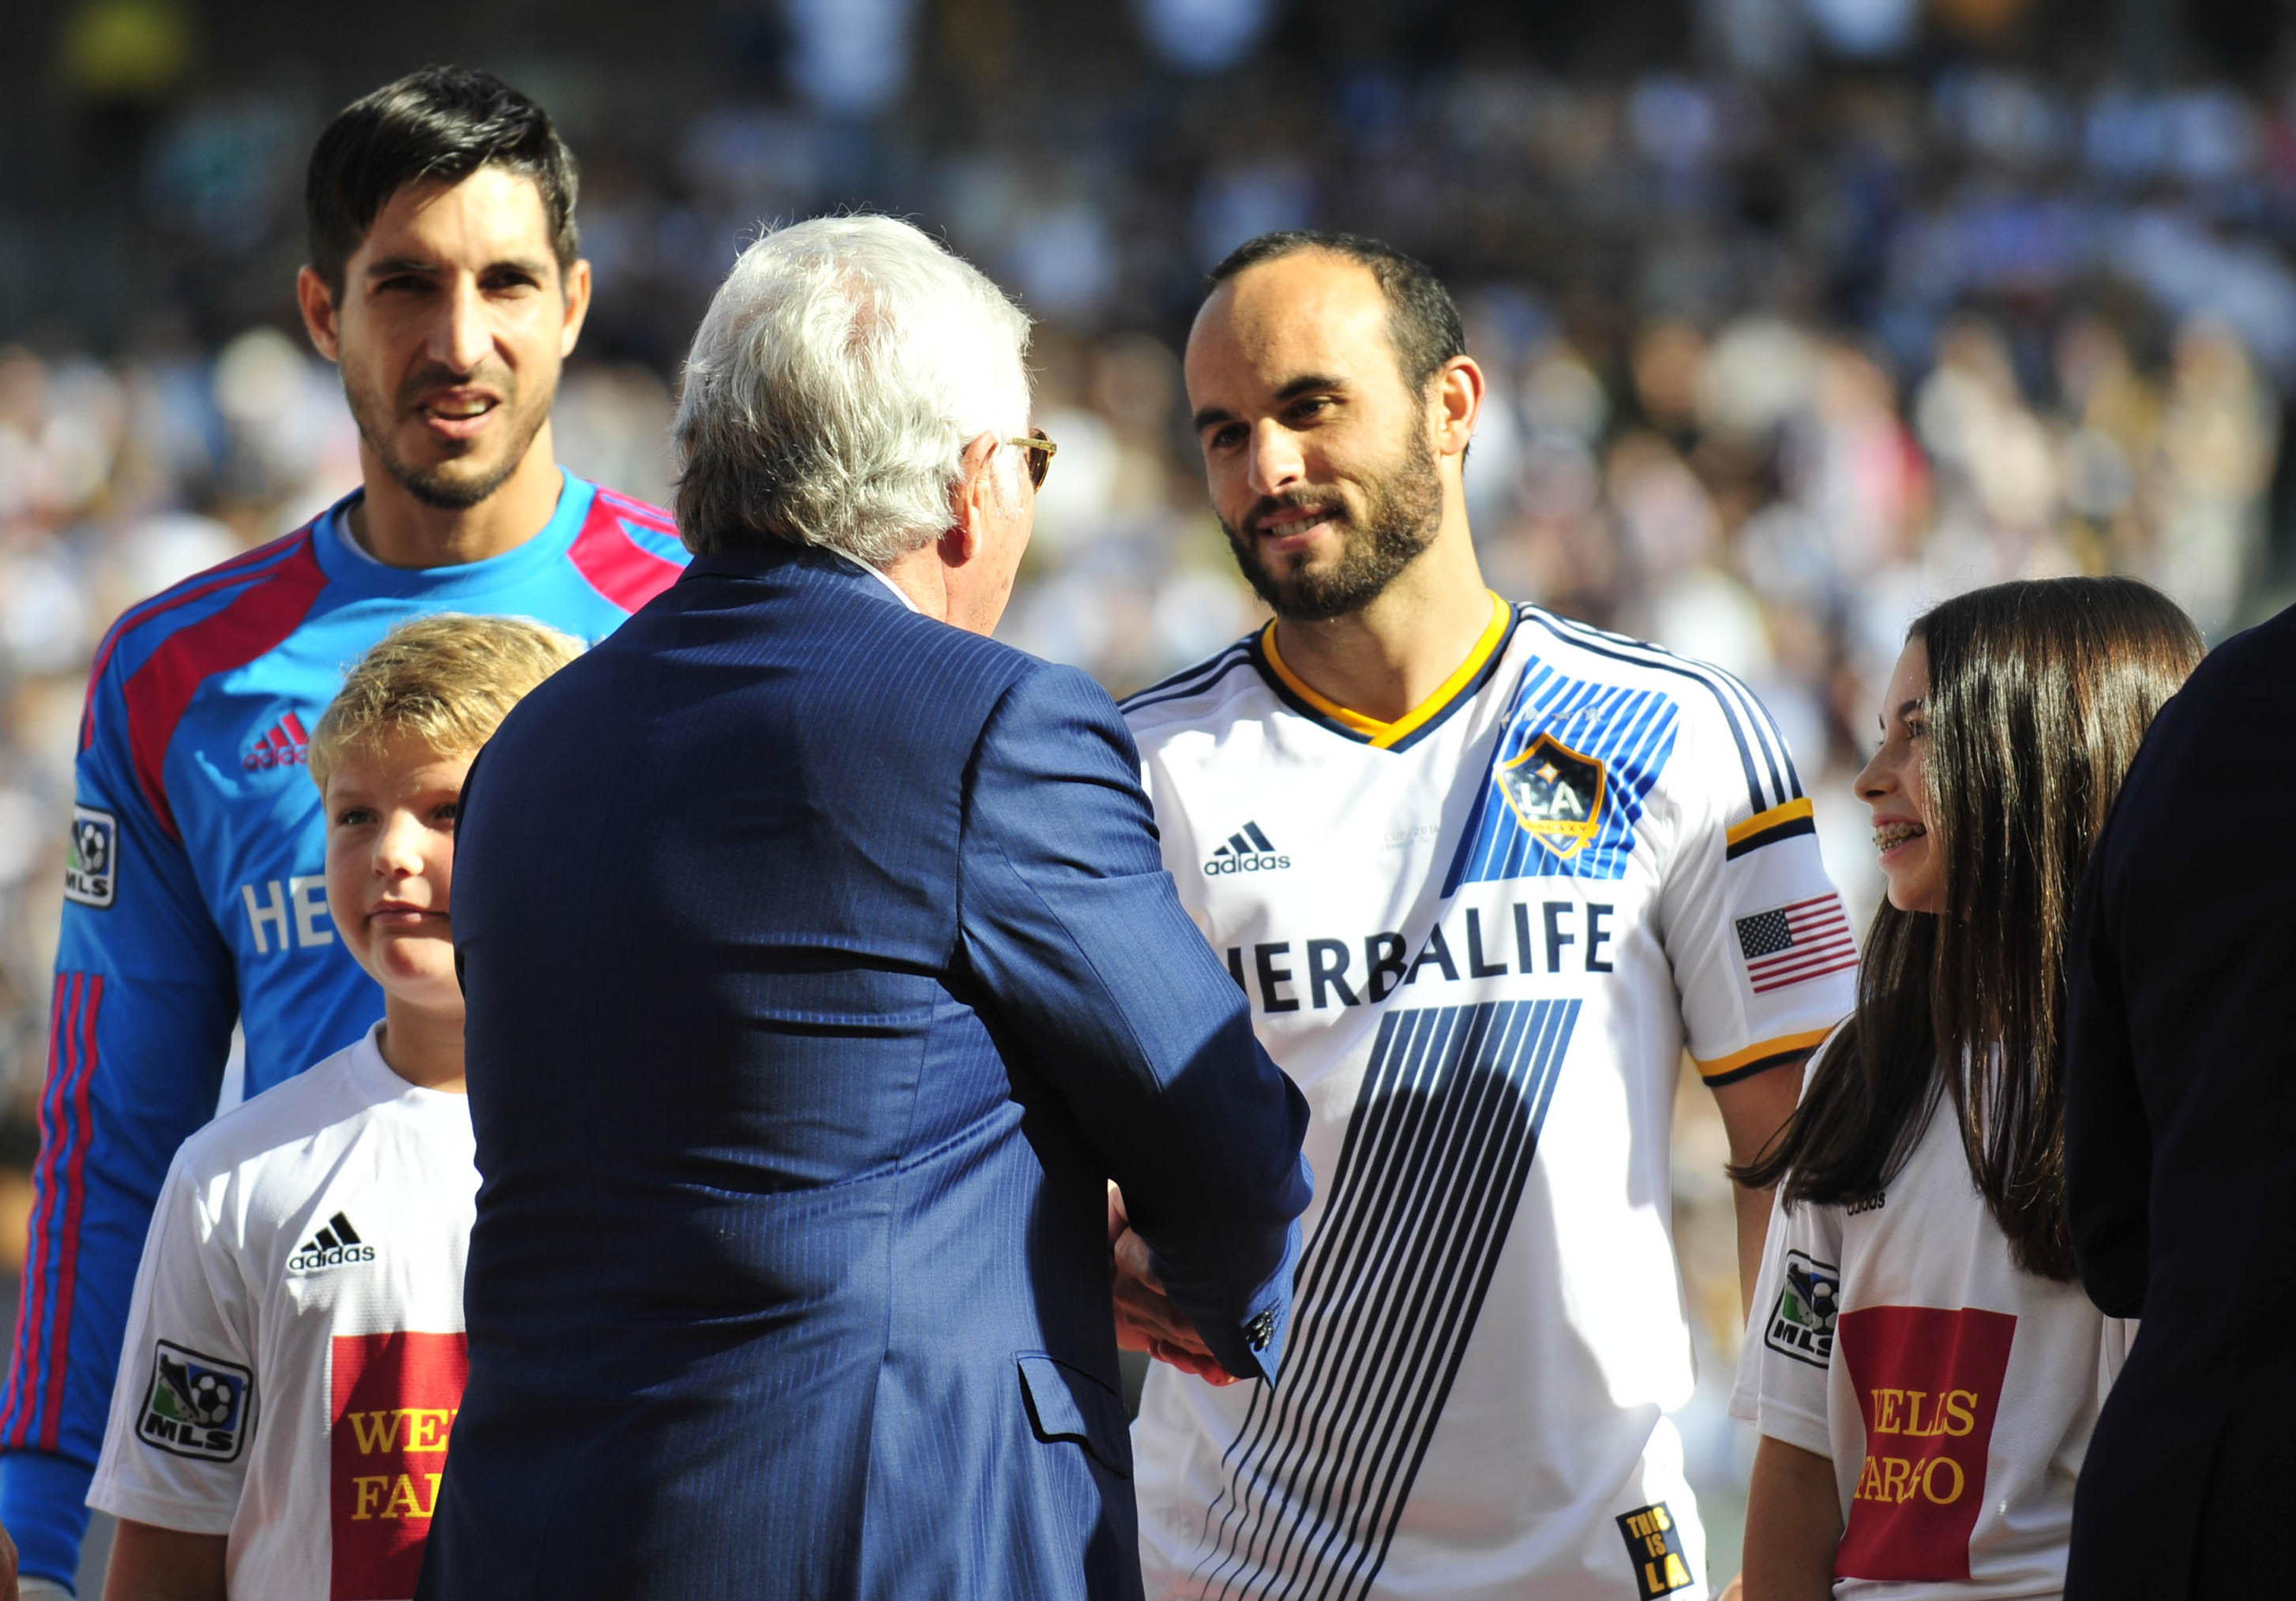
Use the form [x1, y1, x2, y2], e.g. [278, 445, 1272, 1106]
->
[1112, 233, 1857, 1601]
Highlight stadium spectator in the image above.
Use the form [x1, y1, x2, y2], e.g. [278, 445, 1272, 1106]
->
[1114, 230, 1851, 1599]
[1732, 576, 2200, 1599]
[87, 614, 582, 1601]
[420, 214, 1312, 1601]
[0, 66, 684, 1593]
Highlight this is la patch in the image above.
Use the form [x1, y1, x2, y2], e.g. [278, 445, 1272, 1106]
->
[64, 804, 117, 909]
[138, 1340, 252, 1461]
[1616, 1502, 1695, 1597]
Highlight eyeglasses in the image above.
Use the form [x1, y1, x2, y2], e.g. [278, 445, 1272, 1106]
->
[1004, 427, 1058, 490]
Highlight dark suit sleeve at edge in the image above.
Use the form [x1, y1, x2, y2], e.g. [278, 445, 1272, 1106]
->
[955, 662, 1313, 1383]
[2064, 820, 2151, 1318]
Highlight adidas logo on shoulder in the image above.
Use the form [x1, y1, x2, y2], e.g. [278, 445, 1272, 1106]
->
[242, 711, 311, 772]
[287, 1211, 375, 1274]
[1203, 822, 1291, 876]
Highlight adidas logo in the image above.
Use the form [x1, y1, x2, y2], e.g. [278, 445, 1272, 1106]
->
[242, 711, 311, 772]
[1202, 821, 1291, 876]
[287, 1211, 375, 1273]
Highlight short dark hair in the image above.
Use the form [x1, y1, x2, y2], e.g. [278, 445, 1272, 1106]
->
[306, 66, 580, 296]
[1206, 231, 1465, 393]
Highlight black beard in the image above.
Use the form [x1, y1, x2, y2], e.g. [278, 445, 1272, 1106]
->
[389, 448, 530, 510]
[343, 368, 552, 512]
[1220, 427, 1444, 623]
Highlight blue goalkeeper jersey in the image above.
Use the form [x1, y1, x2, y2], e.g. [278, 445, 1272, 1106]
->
[2, 471, 684, 1585]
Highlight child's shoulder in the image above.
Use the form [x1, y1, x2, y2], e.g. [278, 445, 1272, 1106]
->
[170, 1031, 398, 1188]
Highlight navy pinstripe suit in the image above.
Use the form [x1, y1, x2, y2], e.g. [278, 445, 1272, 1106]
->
[418, 546, 1311, 1600]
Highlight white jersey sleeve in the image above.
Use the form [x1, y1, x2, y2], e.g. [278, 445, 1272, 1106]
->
[1731, 1185, 1843, 1460]
[88, 1149, 257, 1535]
[1656, 691, 1858, 1088]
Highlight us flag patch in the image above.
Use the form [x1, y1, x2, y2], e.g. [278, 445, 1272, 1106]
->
[1735, 894, 1856, 993]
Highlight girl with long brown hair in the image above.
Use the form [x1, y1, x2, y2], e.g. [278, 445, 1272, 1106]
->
[1731, 576, 2202, 1599]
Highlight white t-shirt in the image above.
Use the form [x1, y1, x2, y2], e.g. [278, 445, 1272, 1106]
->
[88, 1024, 477, 1601]
[1731, 1055, 2132, 1599]
[1122, 597, 1856, 1601]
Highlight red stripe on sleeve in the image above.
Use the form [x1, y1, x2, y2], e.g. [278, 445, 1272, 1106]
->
[0, 975, 73, 1445]
[40, 975, 103, 1449]
[595, 486, 677, 531]
[81, 526, 316, 752]
[120, 534, 328, 840]
[568, 493, 682, 613]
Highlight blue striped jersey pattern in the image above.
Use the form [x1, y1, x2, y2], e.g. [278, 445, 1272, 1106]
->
[1184, 999, 1581, 1601]
[1446, 655, 1683, 890]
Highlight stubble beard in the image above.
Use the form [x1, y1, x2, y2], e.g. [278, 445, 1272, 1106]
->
[343, 363, 554, 512]
[1220, 426, 1445, 624]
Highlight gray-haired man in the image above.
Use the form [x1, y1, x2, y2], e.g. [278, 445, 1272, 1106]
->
[417, 216, 1312, 1601]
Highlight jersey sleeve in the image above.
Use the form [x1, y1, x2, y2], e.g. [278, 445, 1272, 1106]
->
[2, 647, 238, 1584]
[85, 1149, 256, 1535]
[1655, 687, 1856, 1088]
[1730, 1185, 1844, 1460]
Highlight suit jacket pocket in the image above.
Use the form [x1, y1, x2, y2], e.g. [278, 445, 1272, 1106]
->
[1017, 1353, 1134, 1479]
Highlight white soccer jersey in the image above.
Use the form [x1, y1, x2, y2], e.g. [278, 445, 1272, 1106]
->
[88, 1025, 476, 1601]
[1123, 594, 1857, 1601]
[1732, 1052, 2132, 1599]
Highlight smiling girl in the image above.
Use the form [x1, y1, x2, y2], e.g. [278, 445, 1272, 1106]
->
[1730, 577, 2201, 1599]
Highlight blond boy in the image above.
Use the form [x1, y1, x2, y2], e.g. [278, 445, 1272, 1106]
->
[85, 616, 582, 1601]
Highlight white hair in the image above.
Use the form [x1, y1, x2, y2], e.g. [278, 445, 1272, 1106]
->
[672, 215, 1034, 564]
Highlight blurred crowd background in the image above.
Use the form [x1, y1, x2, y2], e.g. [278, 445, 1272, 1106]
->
[4, 0, 2292, 1575]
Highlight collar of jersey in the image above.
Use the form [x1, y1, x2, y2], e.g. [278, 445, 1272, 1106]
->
[309, 469, 593, 596]
[1255, 591, 1514, 752]
[348, 1021, 468, 1112]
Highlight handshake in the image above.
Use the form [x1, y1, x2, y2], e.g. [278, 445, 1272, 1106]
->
[1109, 1183, 1244, 1388]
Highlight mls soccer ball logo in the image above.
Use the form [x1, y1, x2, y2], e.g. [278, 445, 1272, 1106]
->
[137, 1340, 252, 1461]
[64, 805, 118, 909]
[179, 1367, 236, 1425]
[1764, 1249, 1840, 1368]
[1495, 733, 1606, 859]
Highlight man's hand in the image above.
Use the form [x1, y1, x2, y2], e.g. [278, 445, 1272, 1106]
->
[1109, 1185, 1240, 1385]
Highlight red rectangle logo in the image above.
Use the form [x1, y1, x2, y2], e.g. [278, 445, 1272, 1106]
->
[329, 1331, 469, 1600]
[1834, 1305, 2014, 1582]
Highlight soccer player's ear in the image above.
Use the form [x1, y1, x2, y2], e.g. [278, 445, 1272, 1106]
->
[1432, 354, 1484, 459]
[297, 267, 343, 364]
[557, 257, 593, 356]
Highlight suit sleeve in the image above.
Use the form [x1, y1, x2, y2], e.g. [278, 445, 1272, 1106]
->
[955, 662, 1314, 1383]
[2, 653, 237, 1587]
[2063, 825, 2150, 1318]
